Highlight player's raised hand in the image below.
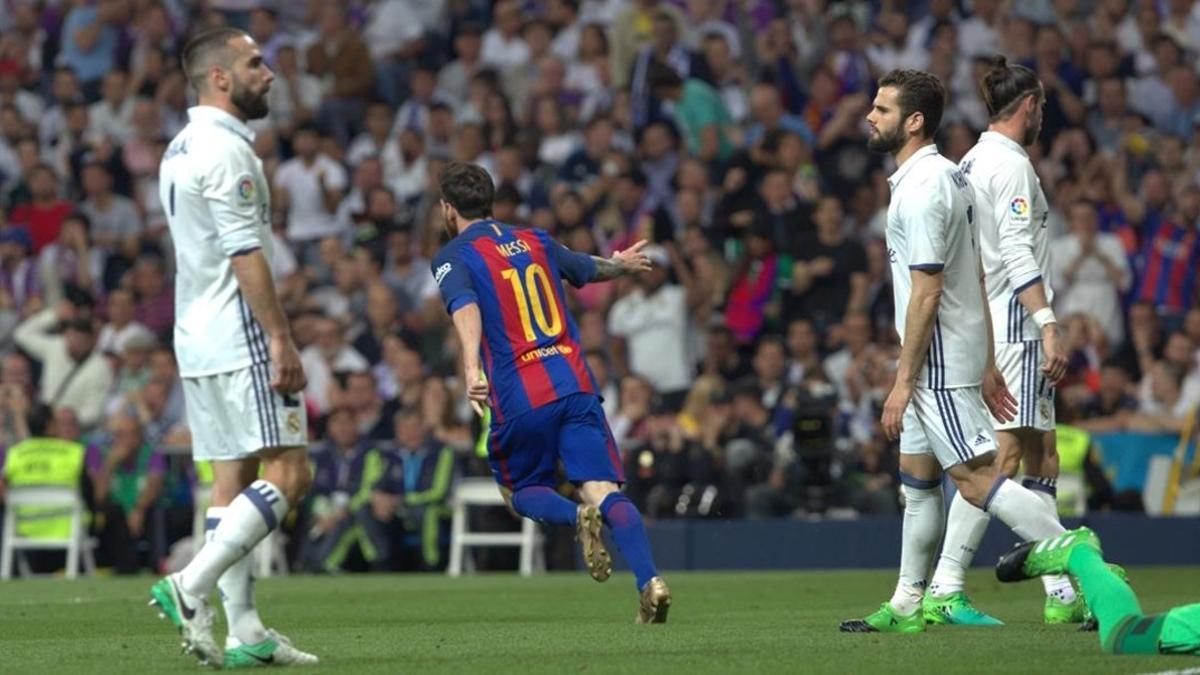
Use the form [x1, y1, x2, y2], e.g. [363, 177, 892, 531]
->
[612, 240, 653, 274]
[464, 363, 489, 417]
[269, 334, 307, 395]
[982, 366, 1018, 423]
[1040, 323, 1068, 384]
[880, 381, 912, 441]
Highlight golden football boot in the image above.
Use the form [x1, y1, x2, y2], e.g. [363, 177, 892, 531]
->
[577, 504, 611, 582]
[636, 576, 672, 624]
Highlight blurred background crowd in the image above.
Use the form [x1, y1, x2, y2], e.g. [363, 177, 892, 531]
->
[0, 0, 1199, 575]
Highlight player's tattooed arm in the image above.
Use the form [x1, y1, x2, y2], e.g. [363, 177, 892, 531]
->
[591, 240, 652, 281]
[590, 256, 629, 281]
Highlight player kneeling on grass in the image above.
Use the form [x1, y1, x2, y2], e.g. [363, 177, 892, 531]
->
[433, 161, 670, 623]
[998, 528, 1200, 656]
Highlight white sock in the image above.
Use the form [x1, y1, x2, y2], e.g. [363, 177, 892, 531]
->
[982, 477, 1064, 542]
[892, 479, 944, 616]
[182, 481, 288, 597]
[929, 490, 991, 598]
[207, 507, 269, 645]
[1022, 478, 1077, 603]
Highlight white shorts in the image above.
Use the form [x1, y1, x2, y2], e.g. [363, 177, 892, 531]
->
[900, 386, 998, 469]
[994, 341, 1055, 432]
[183, 364, 308, 461]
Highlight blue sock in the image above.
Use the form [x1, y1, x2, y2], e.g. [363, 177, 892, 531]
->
[599, 492, 658, 591]
[511, 486, 578, 526]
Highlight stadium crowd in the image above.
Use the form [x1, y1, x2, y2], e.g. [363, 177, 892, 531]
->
[0, 0, 1199, 574]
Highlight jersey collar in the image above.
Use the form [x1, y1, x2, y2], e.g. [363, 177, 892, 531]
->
[979, 130, 1029, 158]
[187, 105, 256, 144]
[887, 143, 939, 191]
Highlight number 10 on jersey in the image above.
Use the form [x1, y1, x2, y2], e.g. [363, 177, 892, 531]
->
[501, 263, 563, 342]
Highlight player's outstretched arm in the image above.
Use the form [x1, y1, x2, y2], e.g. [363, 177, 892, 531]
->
[590, 240, 653, 281]
[230, 249, 306, 395]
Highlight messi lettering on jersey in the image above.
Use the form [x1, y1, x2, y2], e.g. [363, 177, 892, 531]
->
[432, 221, 600, 423]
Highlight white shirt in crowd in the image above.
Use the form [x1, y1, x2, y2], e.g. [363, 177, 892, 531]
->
[273, 153, 348, 243]
[1049, 232, 1131, 347]
[13, 308, 114, 429]
[159, 106, 275, 377]
[960, 130, 1053, 345]
[886, 143, 986, 389]
[300, 344, 369, 414]
[608, 283, 694, 394]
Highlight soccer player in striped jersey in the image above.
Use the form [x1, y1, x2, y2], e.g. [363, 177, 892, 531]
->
[840, 69, 1066, 634]
[147, 28, 318, 667]
[924, 57, 1081, 627]
[432, 162, 671, 623]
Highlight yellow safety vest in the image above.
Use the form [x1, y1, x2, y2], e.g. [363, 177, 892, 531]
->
[194, 460, 214, 486]
[1056, 424, 1090, 474]
[2, 438, 86, 539]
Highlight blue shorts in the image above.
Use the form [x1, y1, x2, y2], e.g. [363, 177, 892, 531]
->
[486, 393, 624, 491]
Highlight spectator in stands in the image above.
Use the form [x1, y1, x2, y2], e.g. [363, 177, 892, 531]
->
[90, 410, 164, 574]
[78, 159, 142, 250]
[723, 223, 779, 344]
[343, 370, 398, 442]
[263, 43, 321, 142]
[785, 317, 825, 386]
[437, 22, 484, 105]
[787, 196, 868, 332]
[60, 0, 122, 100]
[609, 244, 693, 407]
[87, 70, 134, 144]
[97, 287, 153, 356]
[300, 315, 369, 415]
[127, 254, 173, 340]
[302, 407, 393, 573]
[481, 0, 530, 71]
[0, 228, 40, 318]
[1051, 199, 1133, 347]
[13, 301, 111, 431]
[363, 0, 426, 109]
[307, 5, 374, 145]
[274, 123, 350, 255]
[1132, 184, 1200, 321]
[823, 312, 874, 410]
[373, 408, 455, 570]
[647, 60, 733, 164]
[10, 165, 70, 255]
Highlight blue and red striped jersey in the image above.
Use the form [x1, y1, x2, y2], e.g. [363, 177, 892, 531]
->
[432, 220, 599, 423]
[1134, 219, 1200, 315]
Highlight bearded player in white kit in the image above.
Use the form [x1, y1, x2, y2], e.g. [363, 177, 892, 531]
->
[147, 28, 318, 668]
[922, 57, 1080, 628]
[840, 69, 1068, 634]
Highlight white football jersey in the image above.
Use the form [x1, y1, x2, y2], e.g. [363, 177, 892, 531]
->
[886, 144, 986, 389]
[959, 131, 1052, 344]
[160, 106, 274, 377]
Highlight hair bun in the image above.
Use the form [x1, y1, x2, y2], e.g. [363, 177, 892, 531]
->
[988, 55, 1008, 71]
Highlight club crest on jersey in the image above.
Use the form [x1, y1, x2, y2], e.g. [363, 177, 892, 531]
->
[1009, 196, 1030, 218]
[235, 174, 255, 206]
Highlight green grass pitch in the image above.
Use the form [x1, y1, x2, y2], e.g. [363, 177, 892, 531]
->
[2, 568, 1198, 673]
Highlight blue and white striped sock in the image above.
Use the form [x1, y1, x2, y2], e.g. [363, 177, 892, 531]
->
[182, 481, 288, 597]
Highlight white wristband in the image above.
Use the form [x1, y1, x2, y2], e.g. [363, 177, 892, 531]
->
[1032, 307, 1057, 329]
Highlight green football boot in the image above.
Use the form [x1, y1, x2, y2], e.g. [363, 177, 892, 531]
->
[840, 602, 925, 634]
[996, 527, 1101, 582]
[1044, 595, 1087, 624]
[224, 630, 320, 668]
[148, 574, 222, 668]
[923, 592, 1004, 626]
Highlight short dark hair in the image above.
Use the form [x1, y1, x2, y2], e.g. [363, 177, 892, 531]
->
[439, 162, 494, 220]
[877, 69, 946, 139]
[647, 61, 683, 93]
[182, 27, 250, 91]
[27, 403, 52, 437]
[979, 55, 1041, 122]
